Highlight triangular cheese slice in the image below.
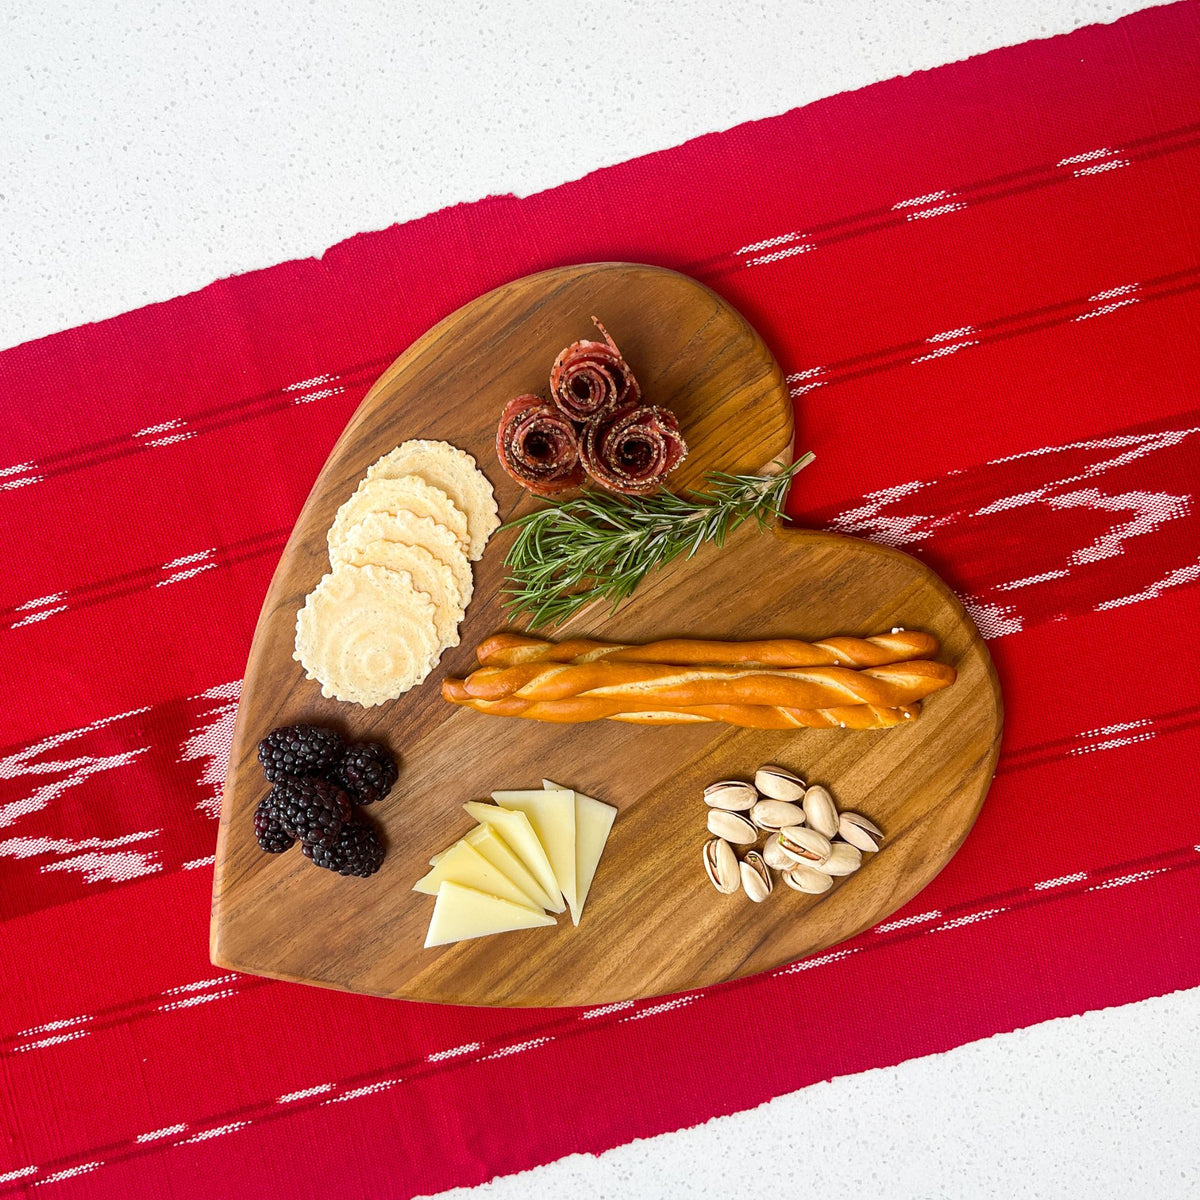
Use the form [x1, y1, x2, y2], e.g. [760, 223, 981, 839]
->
[412, 840, 542, 911]
[491, 789, 576, 916]
[544, 779, 617, 926]
[424, 881, 555, 948]
[464, 824, 561, 912]
[463, 802, 565, 913]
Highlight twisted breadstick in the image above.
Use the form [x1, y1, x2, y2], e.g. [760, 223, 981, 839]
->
[445, 689, 921, 730]
[475, 630, 938, 669]
[609, 705, 921, 729]
[457, 658, 955, 709]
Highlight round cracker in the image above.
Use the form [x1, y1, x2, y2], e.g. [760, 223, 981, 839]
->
[294, 563, 440, 707]
[328, 476, 469, 560]
[333, 509, 473, 608]
[339, 538, 463, 650]
[367, 440, 499, 561]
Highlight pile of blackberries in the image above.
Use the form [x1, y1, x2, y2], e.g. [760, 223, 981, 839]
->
[253, 725, 397, 877]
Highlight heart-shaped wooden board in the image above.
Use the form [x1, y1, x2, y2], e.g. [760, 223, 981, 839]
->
[211, 263, 1002, 1007]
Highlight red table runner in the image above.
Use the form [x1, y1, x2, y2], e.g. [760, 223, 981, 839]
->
[3, 4, 1200, 1195]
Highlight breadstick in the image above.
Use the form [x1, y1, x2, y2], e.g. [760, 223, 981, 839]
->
[445, 690, 921, 729]
[474, 630, 938, 669]
[609, 704, 921, 729]
[442, 677, 478, 704]
[458, 659, 955, 709]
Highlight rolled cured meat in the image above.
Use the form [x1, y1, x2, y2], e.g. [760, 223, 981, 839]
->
[549, 318, 641, 421]
[494, 394, 585, 496]
[580, 403, 688, 495]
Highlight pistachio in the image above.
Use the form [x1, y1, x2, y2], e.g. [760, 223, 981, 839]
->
[703, 766, 880, 907]
[750, 799, 805, 831]
[739, 851, 773, 902]
[811, 842, 862, 876]
[782, 863, 834, 894]
[838, 811, 883, 852]
[703, 838, 740, 894]
[754, 766, 806, 802]
[778, 825, 832, 865]
[706, 809, 758, 845]
[762, 833, 794, 871]
[801, 785, 839, 838]
[703, 780, 757, 811]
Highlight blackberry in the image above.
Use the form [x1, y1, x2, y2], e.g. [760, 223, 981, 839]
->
[270, 776, 351, 847]
[303, 818, 386, 877]
[253, 797, 295, 854]
[329, 741, 398, 806]
[257, 724, 344, 783]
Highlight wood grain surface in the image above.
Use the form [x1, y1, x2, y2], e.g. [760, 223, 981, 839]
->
[210, 263, 1002, 1007]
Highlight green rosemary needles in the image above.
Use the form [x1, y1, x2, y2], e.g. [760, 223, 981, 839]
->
[502, 453, 815, 629]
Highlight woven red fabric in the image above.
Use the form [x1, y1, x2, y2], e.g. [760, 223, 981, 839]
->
[3, 4, 1200, 1195]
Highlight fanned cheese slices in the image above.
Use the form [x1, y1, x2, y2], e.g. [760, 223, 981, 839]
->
[416, 783, 618, 948]
[413, 840, 542, 910]
[424, 883, 555, 948]
[491, 789, 577, 916]
[462, 801, 564, 913]
[294, 440, 496, 707]
[461, 825, 561, 913]
[544, 779, 618, 927]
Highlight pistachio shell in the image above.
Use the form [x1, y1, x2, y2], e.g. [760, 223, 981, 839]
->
[778, 825, 832, 865]
[750, 799, 805, 831]
[802, 785, 839, 838]
[782, 864, 834, 894]
[739, 851, 773, 902]
[754, 766, 806, 801]
[703, 838, 740, 894]
[839, 811, 883, 852]
[811, 842, 862, 876]
[762, 833, 794, 871]
[706, 809, 758, 845]
[703, 781, 757, 811]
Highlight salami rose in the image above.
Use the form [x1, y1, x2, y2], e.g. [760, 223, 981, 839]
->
[549, 318, 640, 422]
[580, 404, 688, 495]
[495, 394, 585, 496]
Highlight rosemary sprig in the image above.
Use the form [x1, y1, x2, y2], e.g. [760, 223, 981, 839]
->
[502, 452, 815, 629]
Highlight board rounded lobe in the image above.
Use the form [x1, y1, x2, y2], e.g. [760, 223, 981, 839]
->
[212, 263, 1001, 1007]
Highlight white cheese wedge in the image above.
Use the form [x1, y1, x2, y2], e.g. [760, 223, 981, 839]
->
[543, 779, 617, 927]
[424, 881, 555, 948]
[491, 789, 577, 916]
[463, 801, 566, 914]
[412, 840, 543, 911]
[463, 824, 561, 913]
[424, 829, 559, 915]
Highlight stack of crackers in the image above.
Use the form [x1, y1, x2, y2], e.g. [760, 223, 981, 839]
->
[294, 441, 499, 707]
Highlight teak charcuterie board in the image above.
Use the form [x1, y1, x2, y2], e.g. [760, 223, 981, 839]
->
[210, 263, 1002, 1006]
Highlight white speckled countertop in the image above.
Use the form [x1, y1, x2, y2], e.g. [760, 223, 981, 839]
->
[4, 2, 1195, 1196]
[0, 0, 1155, 348]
